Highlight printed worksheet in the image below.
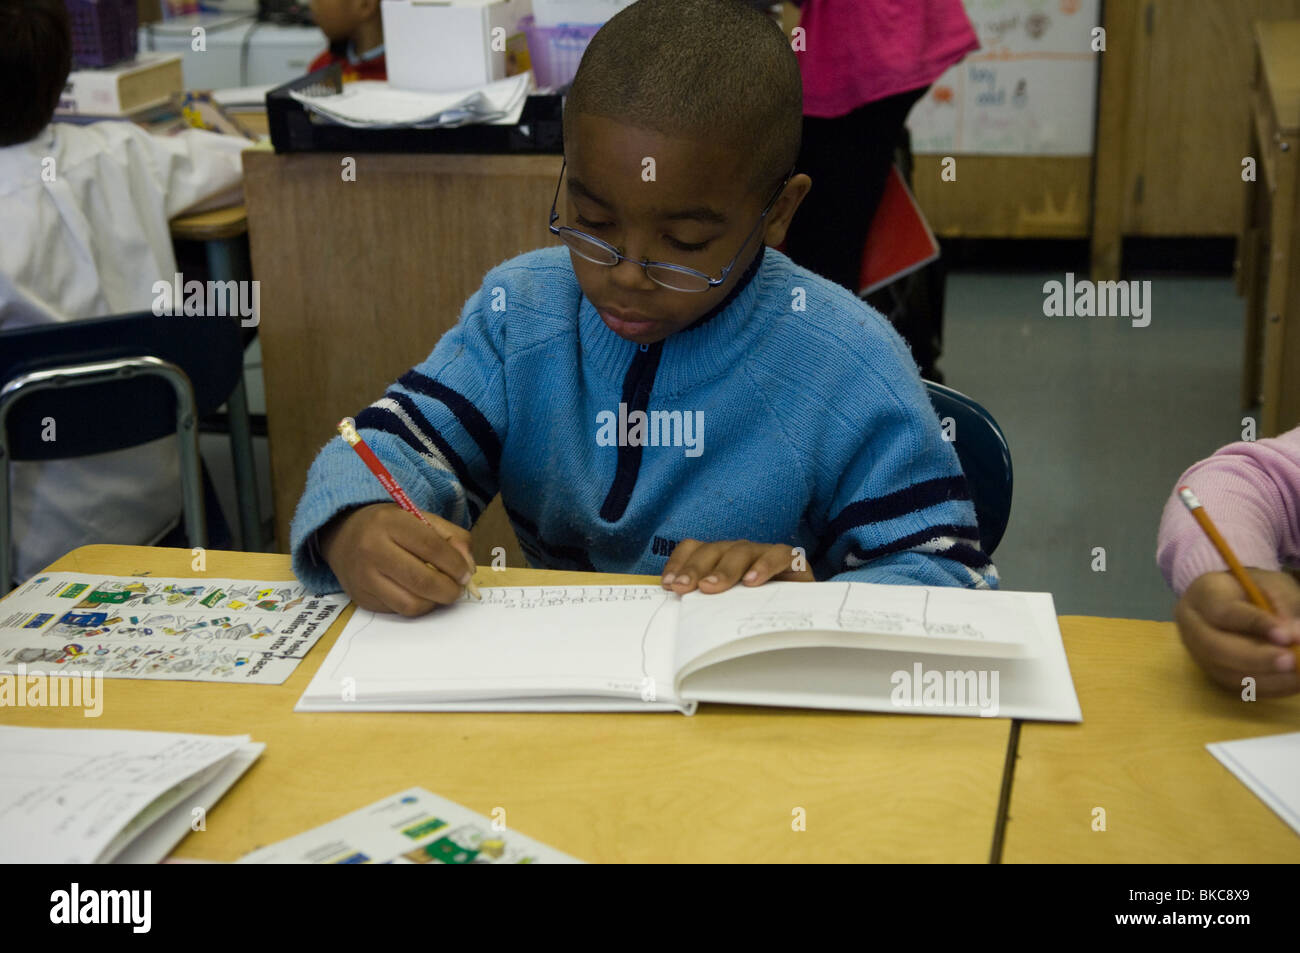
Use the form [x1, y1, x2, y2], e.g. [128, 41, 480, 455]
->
[0, 572, 349, 684]
[237, 787, 583, 864]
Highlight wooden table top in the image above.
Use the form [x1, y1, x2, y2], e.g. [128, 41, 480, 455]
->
[1, 545, 1014, 863]
[1005, 615, 1300, 863]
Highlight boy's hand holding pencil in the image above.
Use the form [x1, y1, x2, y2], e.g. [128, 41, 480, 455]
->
[318, 418, 481, 616]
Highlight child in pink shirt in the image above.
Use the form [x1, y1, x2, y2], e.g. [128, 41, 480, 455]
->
[781, 0, 978, 380]
[1156, 426, 1300, 697]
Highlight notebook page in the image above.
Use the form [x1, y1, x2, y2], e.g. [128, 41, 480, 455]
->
[1207, 732, 1300, 835]
[297, 585, 681, 709]
[0, 727, 251, 863]
[673, 581, 1041, 681]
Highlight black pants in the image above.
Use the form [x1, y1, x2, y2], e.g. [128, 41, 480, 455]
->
[783, 86, 941, 376]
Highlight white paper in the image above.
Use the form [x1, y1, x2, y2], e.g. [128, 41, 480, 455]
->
[0, 726, 254, 863]
[295, 580, 1082, 721]
[1208, 732, 1300, 836]
[0, 571, 348, 684]
[677, 591, 1081, 722]
[297, 585, 682, 711]
[210, 84, 275, 109]
[290, 74, 531, 129]
[673, 580, 1040, 684]
[113, 742, 264, 864]
[906, 0, 1101, 155]
[237, 787, 583, 863]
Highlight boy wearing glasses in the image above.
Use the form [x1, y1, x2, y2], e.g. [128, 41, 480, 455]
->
[290, 0, 997, 613]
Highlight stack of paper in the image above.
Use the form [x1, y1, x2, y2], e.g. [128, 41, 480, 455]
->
[0, 726, 263, 863]
[289, 73, 532, 129]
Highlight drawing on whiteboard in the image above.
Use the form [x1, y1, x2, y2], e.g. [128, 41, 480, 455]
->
[906, 0, 1100, 155]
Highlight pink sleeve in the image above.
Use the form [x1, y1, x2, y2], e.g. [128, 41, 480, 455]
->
[1156, 426, 1300, 594]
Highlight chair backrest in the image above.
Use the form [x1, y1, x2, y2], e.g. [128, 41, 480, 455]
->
[924, 380, 1013, 557]
[0, 312, 245, 461]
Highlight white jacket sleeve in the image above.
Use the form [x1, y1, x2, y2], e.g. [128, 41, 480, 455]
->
[133, 126, 250, 219]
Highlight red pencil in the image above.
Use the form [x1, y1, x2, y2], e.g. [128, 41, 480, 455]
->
[337, 417, 480, 599]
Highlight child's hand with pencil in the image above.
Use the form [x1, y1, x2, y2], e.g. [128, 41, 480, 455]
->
[1174, 569, 1300, 697]
[317, 418, 481, 616]
[318, 502, 478, 616]
[1173, 486, 1300, 697]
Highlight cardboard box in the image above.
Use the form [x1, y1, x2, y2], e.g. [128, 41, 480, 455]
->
[382, 0, 533, 92]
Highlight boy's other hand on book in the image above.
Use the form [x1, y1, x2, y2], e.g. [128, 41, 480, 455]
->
[661, 539, 814, 594]
[318, 503, 477, 616]
[1174, 568, 1300, 697]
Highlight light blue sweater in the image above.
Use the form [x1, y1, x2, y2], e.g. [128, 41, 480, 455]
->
[289, 244, 998, 592]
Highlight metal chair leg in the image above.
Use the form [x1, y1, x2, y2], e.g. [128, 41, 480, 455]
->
[226, 377, 262, 551]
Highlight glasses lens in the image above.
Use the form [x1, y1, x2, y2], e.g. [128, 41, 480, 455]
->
[646, 264, 712, 293]
[559, 230, 618, 266]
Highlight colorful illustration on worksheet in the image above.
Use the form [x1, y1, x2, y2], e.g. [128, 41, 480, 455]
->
[61, 578, 310, 614]
[0, 572, 349, 683]
[400, 824, 537, 865]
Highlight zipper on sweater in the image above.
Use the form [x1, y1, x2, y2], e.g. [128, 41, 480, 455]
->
[599, 340, 664, 522]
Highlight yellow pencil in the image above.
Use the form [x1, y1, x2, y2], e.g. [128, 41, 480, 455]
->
[1178, 485, 1298, 664]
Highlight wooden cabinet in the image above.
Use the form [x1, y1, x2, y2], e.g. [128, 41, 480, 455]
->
[242, 151, 557, 564]
[1092, 0, 1300, 278]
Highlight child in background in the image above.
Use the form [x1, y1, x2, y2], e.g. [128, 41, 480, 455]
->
[308, 0, 387, 81]
[0, 0, 249, 584]
[290, 0, 996, 615]
[1156, 426, 1300, 697]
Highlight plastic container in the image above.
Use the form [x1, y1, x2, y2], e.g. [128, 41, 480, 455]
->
[65, 0, 138, 68]
[520, 15, 602, 89]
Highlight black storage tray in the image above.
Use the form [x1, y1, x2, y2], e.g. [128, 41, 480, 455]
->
[266, 66, 565, 154]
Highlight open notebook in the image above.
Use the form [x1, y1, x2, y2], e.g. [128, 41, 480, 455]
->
[298, 581, 1082, 721]
[0, 726, 262, 863]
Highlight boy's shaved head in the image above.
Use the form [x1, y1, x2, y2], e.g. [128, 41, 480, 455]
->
[563, 0, 802, 196]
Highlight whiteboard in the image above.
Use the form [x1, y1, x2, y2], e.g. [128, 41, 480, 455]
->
[906, 0, 1101, 156]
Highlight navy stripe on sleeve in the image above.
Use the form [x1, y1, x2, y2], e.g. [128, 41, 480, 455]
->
[815, 475, 972, 562]
[841, 528, 990, 573]
[398, 370, 503, 475]
[355, 400, 489, 518]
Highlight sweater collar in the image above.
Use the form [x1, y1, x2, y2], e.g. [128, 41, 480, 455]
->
[578, 243, 782, 394]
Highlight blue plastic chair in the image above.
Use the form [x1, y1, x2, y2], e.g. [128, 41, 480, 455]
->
[924, 380, 1013, 556]
[0, 311, 262, 591]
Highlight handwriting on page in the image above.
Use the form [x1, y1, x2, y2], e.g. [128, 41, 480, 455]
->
[466, 586, 666, 609]
[732, 588, 994, 641]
